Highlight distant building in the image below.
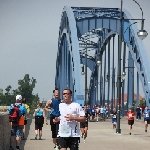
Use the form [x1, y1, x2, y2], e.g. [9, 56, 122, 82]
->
[110, 93, 143, 107]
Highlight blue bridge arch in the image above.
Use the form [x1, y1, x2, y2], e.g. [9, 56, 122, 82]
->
[55, 6, 150, 110]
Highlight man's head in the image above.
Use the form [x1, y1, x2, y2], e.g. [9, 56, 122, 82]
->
[145, 106, 148, 110]
[37, 103, 42, 108]
[62, 89, 72, 103]
[84, 105, 87, 110]
[129, 108, 132, 112]
[113, 108, 116, 112]
[53, 88, 59, 99]
[16, 95, 22, 103]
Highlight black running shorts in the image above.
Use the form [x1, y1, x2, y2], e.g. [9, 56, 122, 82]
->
[128, 120, 134, 125]
[80, 122, 88, 128]
[50, 117, 59, 138]
[57, 137, 80, 150]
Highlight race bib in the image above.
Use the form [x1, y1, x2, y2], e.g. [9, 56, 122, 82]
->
[92, 110, 94, 112]
[146, 114, 149, 117]
[129, 114, 132, 117]
[60, 124, 72, 137]
[113, 115, 116, 118]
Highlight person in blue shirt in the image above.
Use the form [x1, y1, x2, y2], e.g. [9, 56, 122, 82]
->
[91, 106, 96, 120]
[143, 106, 150, 132]
[33, 102, 46, 140]
[87, 105, 92, 121]
[8, 95, 27, 150]
[103, 106, 107, 121]
[110, 108, 117, 129]
[44, 88, 61, 150]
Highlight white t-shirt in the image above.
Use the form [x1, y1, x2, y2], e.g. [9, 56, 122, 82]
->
[100, 107, 103, 113]
[57, 102, 85, 137]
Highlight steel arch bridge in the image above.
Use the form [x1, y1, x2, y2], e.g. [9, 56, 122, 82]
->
[55, 6, 150, 113]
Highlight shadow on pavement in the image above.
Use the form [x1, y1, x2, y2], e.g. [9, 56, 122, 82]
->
[20, 116, 33, 150]
[30, 139, 46, 140]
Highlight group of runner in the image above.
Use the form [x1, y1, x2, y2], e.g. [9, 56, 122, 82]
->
[8, 89, 150, 150]
[42, 88, 86, 150]
[86, 105, 109, 121]
[109, 106, 150, 135]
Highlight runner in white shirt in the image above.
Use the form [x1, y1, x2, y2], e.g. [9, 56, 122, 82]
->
[53, 89, 85, 150]
[100, 106, 104, 120]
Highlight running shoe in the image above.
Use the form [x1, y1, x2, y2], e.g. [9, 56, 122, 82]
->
[54, 145, 59, 150]
[21, 137, 25, 140]
[84, 139, 86, 143]
[145, 129, 147, 132]
[55, 147, 59, 150]
[35, 134, 38, 140]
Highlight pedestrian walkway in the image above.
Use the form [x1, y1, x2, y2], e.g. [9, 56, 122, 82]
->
[20, 117, 150, 150]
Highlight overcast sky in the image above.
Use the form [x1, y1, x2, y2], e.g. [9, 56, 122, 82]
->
[0, 0, 150, 101]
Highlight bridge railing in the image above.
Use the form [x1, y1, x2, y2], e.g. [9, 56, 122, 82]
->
[0, 106, 9, 112]
[0, 109, 11, 150]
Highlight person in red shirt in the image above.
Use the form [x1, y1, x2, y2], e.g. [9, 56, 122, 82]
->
[141, 104, 145, 114]
[127, 108, 135, 135]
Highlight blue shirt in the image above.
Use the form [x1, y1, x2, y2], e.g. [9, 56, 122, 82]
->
[87, 108, 92, 114]
[50, 98, 61, 117]
[35, 108, 43, 116]
[91, 108, 96, 114]
[103, 108, 107, 114]
[8, 103, 27, 117]
[143, 109, 150, 119]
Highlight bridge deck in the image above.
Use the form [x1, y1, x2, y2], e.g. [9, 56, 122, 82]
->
[19, 117, 149, 150]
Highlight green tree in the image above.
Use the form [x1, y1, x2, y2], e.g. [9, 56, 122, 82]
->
[5, 85, 12, 95]
[18, 74, 37, 104]
[0, 74, 39, 108]
[140, 97, 146, 106]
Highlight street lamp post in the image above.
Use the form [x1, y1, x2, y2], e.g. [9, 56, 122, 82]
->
[116, 0, 123, 133]
[96, 56, 101, 105]
[116, 0, 148, 134]
[85, 41, 88, 105]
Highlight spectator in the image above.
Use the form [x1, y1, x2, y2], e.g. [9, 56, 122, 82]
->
[136, 105, 141, 120]
[141, 104, 145, 113]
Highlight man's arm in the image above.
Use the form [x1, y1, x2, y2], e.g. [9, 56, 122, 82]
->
[73, 116, 86, 122]
[43, 109, 47, 119]
[65, 104, 86, 122]
[65, 114, 86, 122]
[44, 99, 52, 111]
